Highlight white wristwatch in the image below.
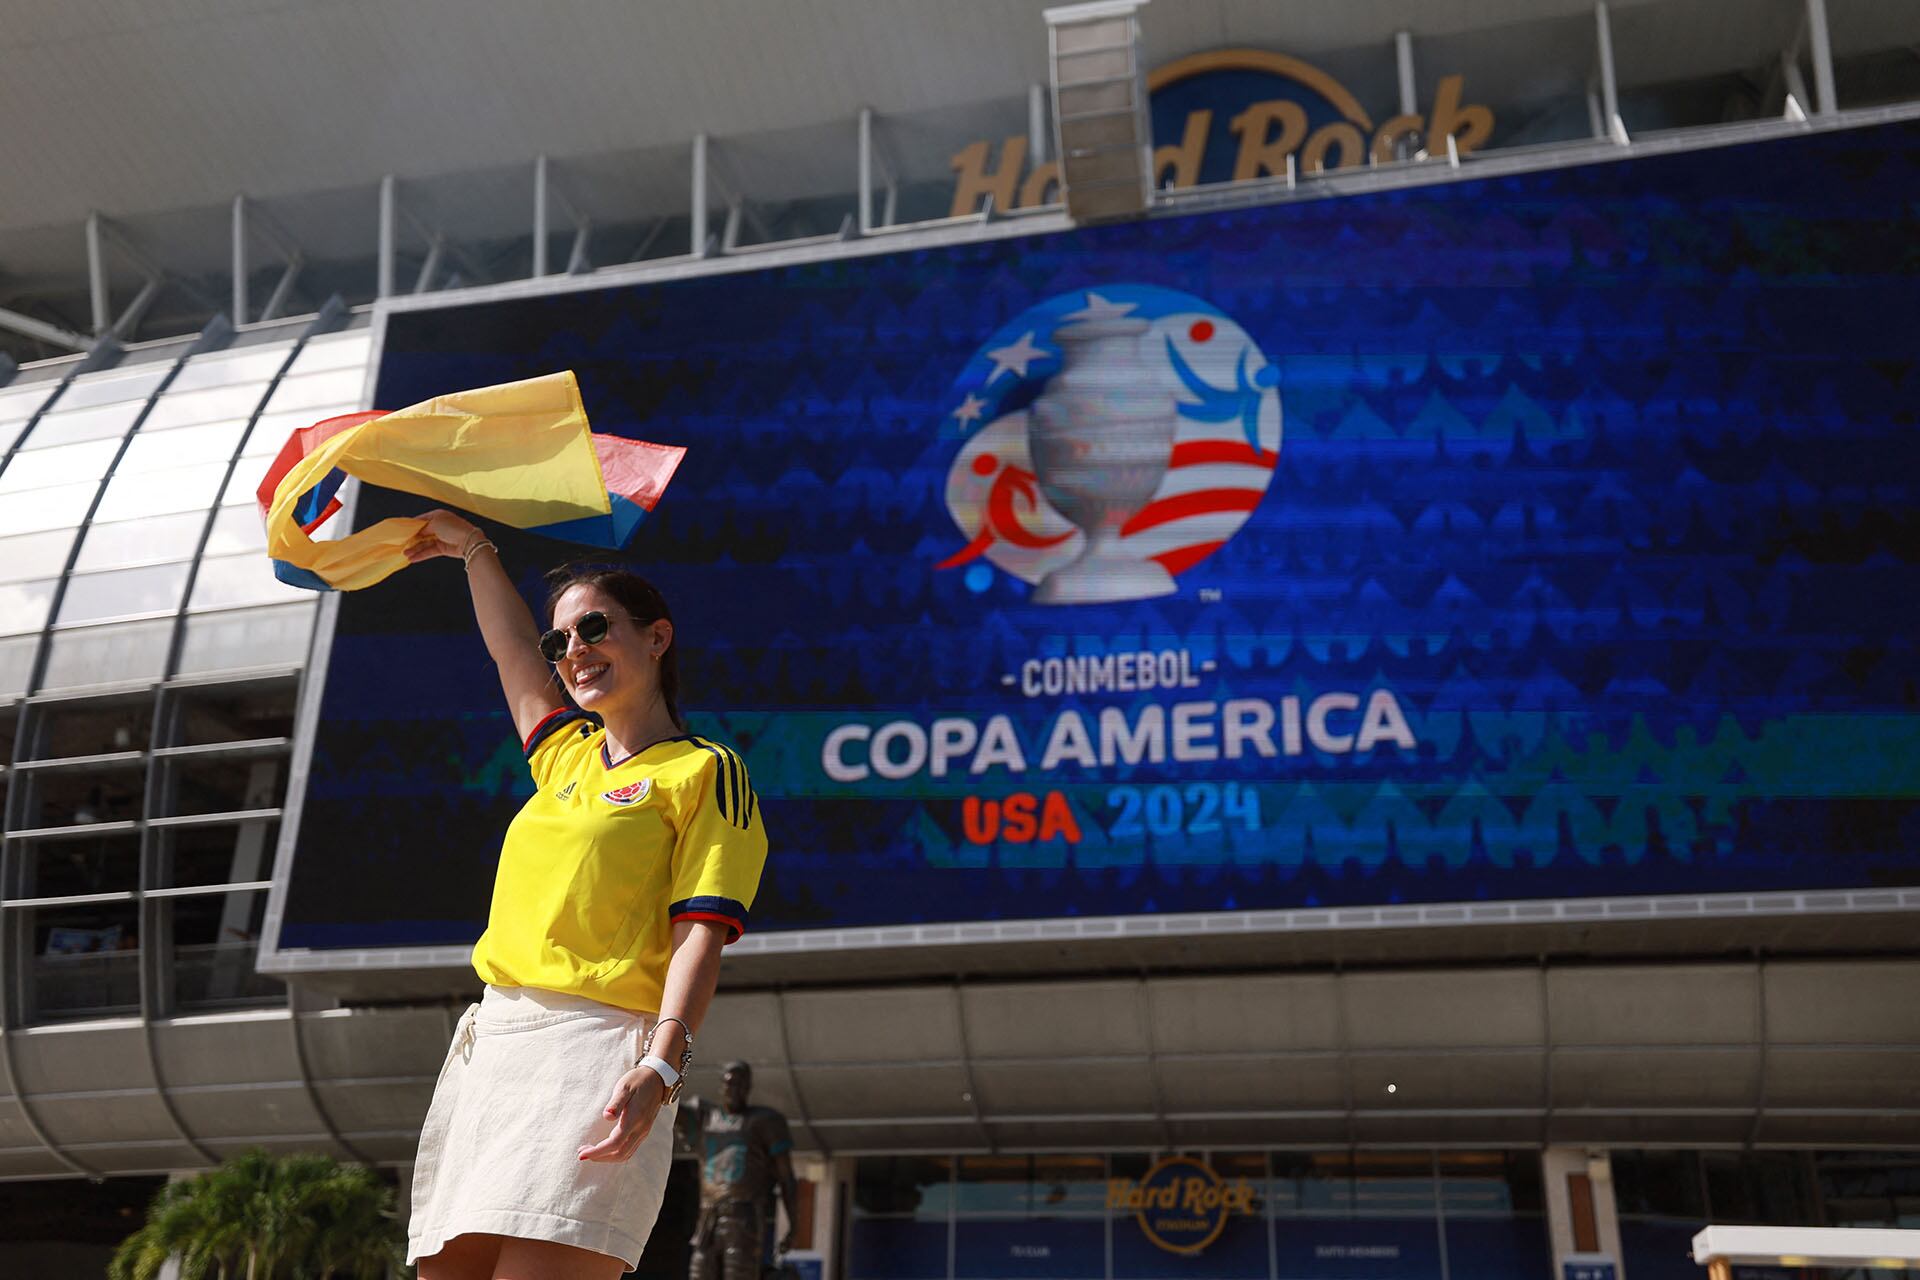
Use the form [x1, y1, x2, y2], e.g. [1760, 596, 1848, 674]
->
[637, 1053, 681, 1095]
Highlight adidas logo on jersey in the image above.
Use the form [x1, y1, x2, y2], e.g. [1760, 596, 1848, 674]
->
[555, 781, 577, 801]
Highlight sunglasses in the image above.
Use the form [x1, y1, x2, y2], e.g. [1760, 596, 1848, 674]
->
[538, 610, 634, 663]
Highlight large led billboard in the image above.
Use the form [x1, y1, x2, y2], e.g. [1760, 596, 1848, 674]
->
[270, 119, 1920, 957]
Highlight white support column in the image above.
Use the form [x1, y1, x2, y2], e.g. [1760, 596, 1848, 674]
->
[87, 211, 109, 336]
[691, 134, 710, 257]
[1544, 1147, 1626, 1280]
[414, 235, 443, 294]
[533, 154, 550, 277]
[377, 175, 396, 299]
[231, 195, 248, 326]
[1395, 30, 1417, 117]
[1806, 0, 1836, 116]
[858, 107, 874, 235]
[261, 256, 301, 320]
[1596, 1, 1626, 143]
[1028, 81, 1050, 164]
[0, 306, 88, 352]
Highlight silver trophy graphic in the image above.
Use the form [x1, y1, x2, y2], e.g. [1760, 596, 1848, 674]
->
[1027, 316, 1179, 603]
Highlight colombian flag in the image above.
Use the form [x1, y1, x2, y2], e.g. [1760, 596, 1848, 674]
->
[258, 371, 684, 591]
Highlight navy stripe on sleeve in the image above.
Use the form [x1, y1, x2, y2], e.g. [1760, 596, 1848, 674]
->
[523, 707, 592, 758]
[670, 895, 750, 943]
[690, 735, 755, 828]
[685, 737, 733, 824]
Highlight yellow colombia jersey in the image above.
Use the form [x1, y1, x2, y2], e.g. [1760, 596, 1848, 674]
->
[470, 707, 769, 1013]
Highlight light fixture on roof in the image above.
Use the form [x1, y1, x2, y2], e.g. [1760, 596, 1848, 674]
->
[1043, 0, 1152, 223]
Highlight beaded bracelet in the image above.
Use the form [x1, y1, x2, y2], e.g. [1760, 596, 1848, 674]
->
[461, 538, 498, 568]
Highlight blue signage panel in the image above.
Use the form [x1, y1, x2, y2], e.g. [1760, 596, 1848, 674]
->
[278, 119, 1920, 951]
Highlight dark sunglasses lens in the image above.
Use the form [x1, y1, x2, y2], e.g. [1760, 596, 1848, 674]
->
[538, 629, 568, 662]
[577, 611, 612, 645]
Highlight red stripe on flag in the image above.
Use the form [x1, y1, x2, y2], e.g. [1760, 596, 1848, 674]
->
[255, 411, 384, 520]
[1121, 488, 1264, 537]
[593, 436, 687, 511]
[1169, 440, 1275, 470]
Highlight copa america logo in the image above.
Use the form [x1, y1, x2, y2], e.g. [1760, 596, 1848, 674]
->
[937, 284, 1281, 604]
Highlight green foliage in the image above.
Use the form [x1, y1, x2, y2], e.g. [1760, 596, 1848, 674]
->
[110, 1149, 407, 1280]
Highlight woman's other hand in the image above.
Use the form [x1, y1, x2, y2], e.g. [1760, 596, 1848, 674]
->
[404, 509, 482, 564]
[577, 1065, 667, 1162]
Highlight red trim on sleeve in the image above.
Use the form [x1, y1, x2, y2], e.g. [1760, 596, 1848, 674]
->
[522, 706, 576, 756]
[671, 910, 746, 944]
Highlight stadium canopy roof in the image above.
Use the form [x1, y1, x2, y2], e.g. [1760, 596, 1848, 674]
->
[2, 0, 1917, 365]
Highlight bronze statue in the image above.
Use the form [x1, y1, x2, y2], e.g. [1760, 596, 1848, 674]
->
[689, 1060, 798, 1280]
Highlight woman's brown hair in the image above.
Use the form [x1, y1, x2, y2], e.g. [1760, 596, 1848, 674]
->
[543, 564, 683, 730]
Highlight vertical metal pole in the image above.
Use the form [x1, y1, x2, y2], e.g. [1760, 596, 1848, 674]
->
[1028, 82, 1050, 164]
[1395, 31, 1417, 117]
[231, 195, 248, 326]
[1806, 0, 1836, 116]
[691, 134, 709, 257]
[533, 154, 550, 277]
[858, 108, 874, 236]
[377, 175, 396, 299]
[1595, 1, 1623, 143]
[87, 211, 109, 336]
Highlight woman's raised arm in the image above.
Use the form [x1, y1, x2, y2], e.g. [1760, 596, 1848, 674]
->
[406, 509, 563, 743]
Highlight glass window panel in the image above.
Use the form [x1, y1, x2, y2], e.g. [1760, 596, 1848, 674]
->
[92, 460, 229, 522]
[25, 900, 140, 1021]
[162, 818, 280, 888]
[241, 407, 322, 457]
[0, 479, 97, 536]
[32, 697, 152, 759]
[176, 600, 315, 675]
[169, 346, 290, 393]
[174, 678, 297, 745]
[72, 511, 208, 573]
[0, 577, 59, 636]
[165, 753, 283, 817]
[0, 634, 35, 698]
[221, 452, 274, 505]
[20, 395, 150, 451]
[117, 419, 247, 470]
[141, 383, 268, 433]
[262, 366, 367, 413]
[53, 365, 169, 412]
[39, 616, 172, 691]
[15, 761, 145, 830]
[171, 890, 281, 1010]
[851, 1156, 952, 1280]
[55, 561, 192, 625]
[287, 331, 371, 374]
[205, 504, 267, 555]
[0, 436, 122, 494]
[20, 831, 142, 897]
[0, 528, 82, 584]
[955, 1154, 1108, 1280]
[188, 552, 305, 612]
[0, 383, 61, 453]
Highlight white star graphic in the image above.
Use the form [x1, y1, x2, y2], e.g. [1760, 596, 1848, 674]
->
[952, 393, 987, 427]
[1061, 291, 1138, 324]
[984, 330, 1051, 383]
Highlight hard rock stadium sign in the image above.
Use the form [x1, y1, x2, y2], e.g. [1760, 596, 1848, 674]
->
[949, 47, 1495, 216]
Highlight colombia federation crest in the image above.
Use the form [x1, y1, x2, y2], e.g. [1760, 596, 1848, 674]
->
[936, 284, 1282, 604]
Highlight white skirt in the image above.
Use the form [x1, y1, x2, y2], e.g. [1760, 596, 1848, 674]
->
[407, 984, 679, 1269]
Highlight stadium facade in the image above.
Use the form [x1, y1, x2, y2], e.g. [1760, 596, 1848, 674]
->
[2, 3, 1919, 1277]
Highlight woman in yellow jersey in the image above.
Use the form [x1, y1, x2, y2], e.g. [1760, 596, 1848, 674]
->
[399, 509, 769, 1280]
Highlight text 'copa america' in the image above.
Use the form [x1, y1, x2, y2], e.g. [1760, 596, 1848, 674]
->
[821, 648, 1417, 784]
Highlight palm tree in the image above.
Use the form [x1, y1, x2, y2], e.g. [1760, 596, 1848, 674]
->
[111, 1148, 406, 1280]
